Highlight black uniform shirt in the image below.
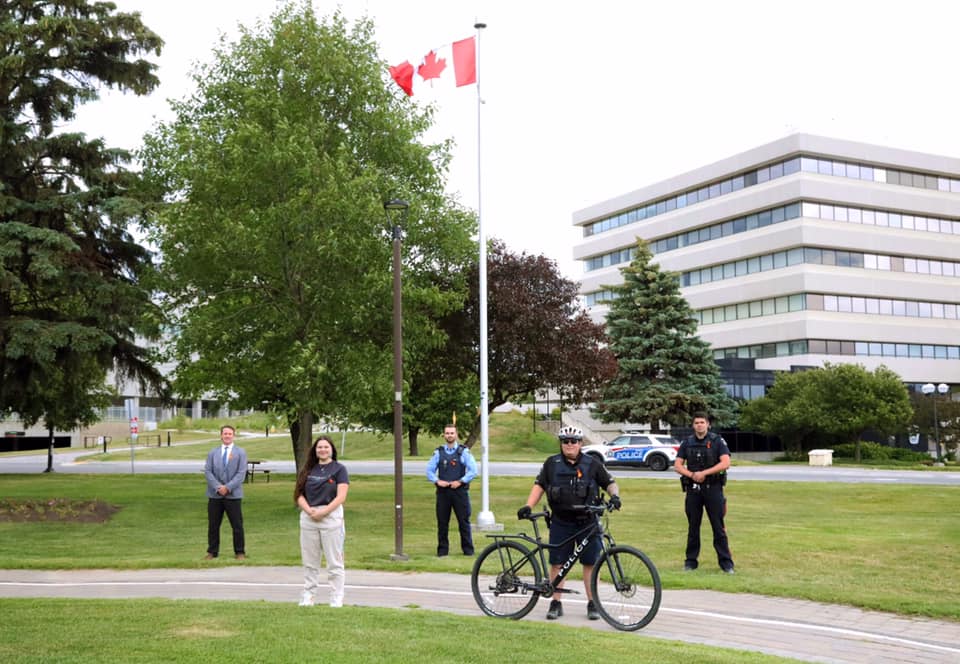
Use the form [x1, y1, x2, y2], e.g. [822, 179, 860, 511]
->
[678, 433, 731, 473]
[535, 452, 614, 522]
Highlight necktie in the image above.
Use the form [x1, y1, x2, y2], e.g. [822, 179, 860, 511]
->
[222, 446, 229, 470]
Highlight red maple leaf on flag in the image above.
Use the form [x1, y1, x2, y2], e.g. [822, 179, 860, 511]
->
[417, 50, 446, 82]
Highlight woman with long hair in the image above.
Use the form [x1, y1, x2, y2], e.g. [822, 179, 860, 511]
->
[293, 435, 349, 607]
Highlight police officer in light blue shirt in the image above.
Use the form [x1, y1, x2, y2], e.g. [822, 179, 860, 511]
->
[425, 424, 478, 556]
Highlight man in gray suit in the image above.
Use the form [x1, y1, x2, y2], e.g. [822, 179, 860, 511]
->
[204, 425, 247, 559]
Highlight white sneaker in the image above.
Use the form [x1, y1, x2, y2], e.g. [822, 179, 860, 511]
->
[298, 592, 314, 607]
[329, 598, 343, 608]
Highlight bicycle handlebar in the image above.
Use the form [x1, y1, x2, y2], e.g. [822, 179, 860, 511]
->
[521, 510, 551, 522]
[573, 502, 619, 514]
[519, 500, 616, 522]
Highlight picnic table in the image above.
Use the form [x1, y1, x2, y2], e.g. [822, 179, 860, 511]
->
[245, 460, 270, 483]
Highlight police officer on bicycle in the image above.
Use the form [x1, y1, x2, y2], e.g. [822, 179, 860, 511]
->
[517, 426, 620, 621]
[674, 412, 735, 574]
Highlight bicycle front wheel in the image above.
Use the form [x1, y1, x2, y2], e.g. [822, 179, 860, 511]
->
[471, 540, 542, 620]
[591, 545, 661, 631]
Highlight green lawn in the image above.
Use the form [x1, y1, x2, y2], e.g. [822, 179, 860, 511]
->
[0, 599, 794, 664]
[1, 473, 957, 620]
[2, 410, 957, 663]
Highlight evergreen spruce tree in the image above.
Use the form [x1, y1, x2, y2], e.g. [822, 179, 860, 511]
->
[0, 1, 166, 428]
[594, 240, 736, 429]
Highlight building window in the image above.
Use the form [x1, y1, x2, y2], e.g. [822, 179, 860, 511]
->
[681, 247, 960, 288]
[713, 338, 960, 361]
[583, 153, 960, 239]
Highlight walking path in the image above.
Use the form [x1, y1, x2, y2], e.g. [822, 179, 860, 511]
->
[2, 566, 958, 663]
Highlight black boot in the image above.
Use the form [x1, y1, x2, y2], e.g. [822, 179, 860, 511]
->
[546, 599, 563, 620]
[586, 600, 600, 620]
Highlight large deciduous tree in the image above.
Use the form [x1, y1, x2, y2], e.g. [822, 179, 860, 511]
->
[0, 0, 167, 429]
[140, 3, 475, 467]
[740, 363, 913, 460]
[594, 239, 735, 430]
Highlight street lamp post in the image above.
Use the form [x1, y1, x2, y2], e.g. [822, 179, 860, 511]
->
[384, 198, 410, 561]
[921, 382, 950, 463]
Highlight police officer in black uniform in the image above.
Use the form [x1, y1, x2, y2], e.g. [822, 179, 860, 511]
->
[674, 412, 735, 574]
[518, 426, 621, 621]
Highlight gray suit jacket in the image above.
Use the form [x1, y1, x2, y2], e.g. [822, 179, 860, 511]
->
[204, 444, 247, 499]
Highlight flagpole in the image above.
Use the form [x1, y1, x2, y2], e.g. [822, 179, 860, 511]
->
[473, 20, 496, 530]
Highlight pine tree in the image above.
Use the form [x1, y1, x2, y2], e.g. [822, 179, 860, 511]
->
[594, 240, 736, 429]
[0, 1, 166, 428]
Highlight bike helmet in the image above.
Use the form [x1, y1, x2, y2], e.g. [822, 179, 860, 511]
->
[557, 426, 583, 441]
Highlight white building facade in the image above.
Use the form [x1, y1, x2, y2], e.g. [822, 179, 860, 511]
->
[573, 134, 960, 399]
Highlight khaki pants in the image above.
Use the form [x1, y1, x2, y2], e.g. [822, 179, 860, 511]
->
[299, 507, 345, 606]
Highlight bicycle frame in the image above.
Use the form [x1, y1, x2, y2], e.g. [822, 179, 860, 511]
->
[470, 503, 662, 631]
[488, 507, 613, 597]
[473, 500, 662, 630]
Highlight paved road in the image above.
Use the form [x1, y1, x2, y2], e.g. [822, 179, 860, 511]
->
[1, 566, 958, 663]
[3, 449, 959, 485]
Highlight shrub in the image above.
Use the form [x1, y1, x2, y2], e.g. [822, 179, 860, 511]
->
[833, 442, 891, 460]
[832, 441, 930, 463]
[889, 447, 933, 463]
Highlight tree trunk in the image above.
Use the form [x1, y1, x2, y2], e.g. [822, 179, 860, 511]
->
[462, 413, 481, 449]
[408, 425, 420, 456]
[290, 410, 314, 473]
[783, 434, 803, 460]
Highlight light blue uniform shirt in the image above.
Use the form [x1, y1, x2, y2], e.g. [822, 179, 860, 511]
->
[426, 443, 478, 484]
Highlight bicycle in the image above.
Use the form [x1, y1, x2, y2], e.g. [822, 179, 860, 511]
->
[470, 499, 661, 631]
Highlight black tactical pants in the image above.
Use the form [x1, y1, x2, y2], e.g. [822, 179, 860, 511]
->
[684, 483, 733, 570]
[435, 485, 473, 555]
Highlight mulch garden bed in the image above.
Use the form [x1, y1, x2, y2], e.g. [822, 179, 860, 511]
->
[0, 498, 120, 523]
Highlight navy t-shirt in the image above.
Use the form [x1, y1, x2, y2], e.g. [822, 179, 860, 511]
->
[304, 461, 349, 507]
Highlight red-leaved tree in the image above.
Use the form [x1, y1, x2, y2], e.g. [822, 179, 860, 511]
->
[451, 240, 616, 446]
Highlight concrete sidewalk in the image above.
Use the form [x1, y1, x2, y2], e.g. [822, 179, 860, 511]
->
[2, 566, 958, 663]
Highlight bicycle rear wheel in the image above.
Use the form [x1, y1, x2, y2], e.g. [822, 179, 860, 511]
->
[590, 545, 661, 631]
[471, 540, 542, 619]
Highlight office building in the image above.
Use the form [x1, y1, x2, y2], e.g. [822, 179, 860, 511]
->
[573, 134, 960, 399]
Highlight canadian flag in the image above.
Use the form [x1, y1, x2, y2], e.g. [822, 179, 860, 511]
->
[389, 36, 476, 96]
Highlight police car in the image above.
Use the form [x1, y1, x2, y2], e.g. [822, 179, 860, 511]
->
[582, 433, 680, 471]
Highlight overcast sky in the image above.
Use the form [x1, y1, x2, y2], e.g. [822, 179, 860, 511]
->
[73, 0, 960, 279]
